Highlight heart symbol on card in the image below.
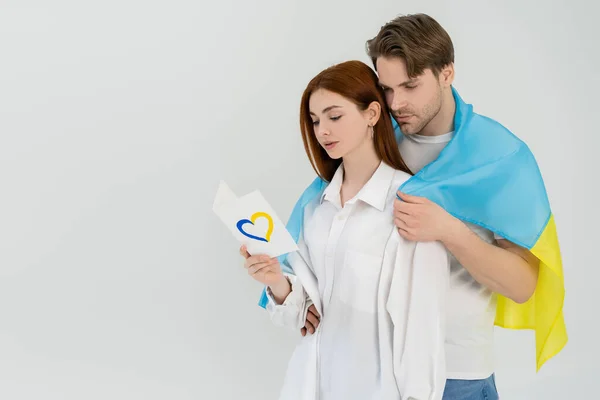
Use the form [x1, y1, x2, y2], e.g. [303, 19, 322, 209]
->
[236, 211, 274, 243]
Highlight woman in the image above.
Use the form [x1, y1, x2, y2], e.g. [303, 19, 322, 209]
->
[241, 60, 450, 400]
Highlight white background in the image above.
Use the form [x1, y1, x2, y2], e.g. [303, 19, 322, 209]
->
[1, 0, 597, 399]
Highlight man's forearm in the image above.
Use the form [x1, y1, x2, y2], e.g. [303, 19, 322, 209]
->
[442, 219, 539, 303]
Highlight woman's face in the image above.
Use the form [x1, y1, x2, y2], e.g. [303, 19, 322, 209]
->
[309, 89, 374, 160]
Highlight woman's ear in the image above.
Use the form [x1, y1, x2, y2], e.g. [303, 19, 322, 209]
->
[366, 101, 382, 126]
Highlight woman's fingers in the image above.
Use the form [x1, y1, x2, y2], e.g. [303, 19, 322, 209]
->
[244, 254, 270, 269]
[239, 245, 251, 259]
[248, 261, 275, 275]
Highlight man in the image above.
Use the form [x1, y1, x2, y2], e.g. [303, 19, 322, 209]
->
[291, 13, 566, 400]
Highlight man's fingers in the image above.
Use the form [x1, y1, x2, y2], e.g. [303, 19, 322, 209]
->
[302, 305, 320, 334]
[397, 226, 414, 241]
[397, 190, 426, 204]
[304, 320, 315, 334]
[307, 305, 320, 319]
[394, 198, 413, 215]
[300, 327, 307, 336]
[394, 217, 410, 231]
[394, 208, 410, 221]
[306, 312, 320, 328]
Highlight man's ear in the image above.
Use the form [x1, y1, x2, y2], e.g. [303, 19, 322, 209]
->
[439, 63, 455, 88]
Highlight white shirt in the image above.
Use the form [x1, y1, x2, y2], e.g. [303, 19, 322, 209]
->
[399, 131, 455, 175]
[399, 132, 501, 379]
[265, 161, 450, 400]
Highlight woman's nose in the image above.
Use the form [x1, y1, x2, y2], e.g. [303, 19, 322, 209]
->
[317, 124, 330, 137]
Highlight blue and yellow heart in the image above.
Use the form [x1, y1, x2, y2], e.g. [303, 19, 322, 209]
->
[236, 212, 274, 243]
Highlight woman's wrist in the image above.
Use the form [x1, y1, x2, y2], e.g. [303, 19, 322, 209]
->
[269, 276, 292, 304]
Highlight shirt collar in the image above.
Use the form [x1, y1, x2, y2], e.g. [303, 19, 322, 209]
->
[320, 161, 395, 211]
[320, 164, 344, 209]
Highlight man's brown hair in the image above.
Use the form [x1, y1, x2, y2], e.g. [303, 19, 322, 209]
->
[366, 13, 454, 77]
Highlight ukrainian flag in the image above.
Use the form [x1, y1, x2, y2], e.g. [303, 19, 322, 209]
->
[257, 87, 567, 371]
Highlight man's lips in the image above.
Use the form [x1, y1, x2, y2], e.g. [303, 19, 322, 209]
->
[395, 114, 413, 122]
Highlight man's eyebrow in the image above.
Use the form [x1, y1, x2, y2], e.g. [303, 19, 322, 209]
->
[309, 105, 342, 115]
[379, 79, 418, 88]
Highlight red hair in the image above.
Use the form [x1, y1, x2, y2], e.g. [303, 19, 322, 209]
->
[299, 60, 411, 181]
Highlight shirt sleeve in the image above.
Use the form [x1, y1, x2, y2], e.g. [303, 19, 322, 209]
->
[387, 238, 450, 400]
[264, 272, 311, 331]
[264, 233, 314, 331]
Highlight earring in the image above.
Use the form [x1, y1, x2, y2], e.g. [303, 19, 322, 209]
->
[369, 125, 374, 139]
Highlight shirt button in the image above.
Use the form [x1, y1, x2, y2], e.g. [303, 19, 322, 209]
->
[337, 214, 345, 220]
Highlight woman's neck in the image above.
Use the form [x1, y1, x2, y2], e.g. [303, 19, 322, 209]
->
[340, 141, 381, 204]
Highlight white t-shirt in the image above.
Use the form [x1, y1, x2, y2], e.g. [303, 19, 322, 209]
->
[399, 131, 500, 379]
[266, 161, 449, 400]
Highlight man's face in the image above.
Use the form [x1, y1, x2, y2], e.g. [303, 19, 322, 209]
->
[376, 56, 443, 135]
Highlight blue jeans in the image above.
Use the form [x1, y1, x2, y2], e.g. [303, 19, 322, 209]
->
[442, 374, 499, 400]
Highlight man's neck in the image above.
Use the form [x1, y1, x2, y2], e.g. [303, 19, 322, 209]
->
[419, 88, 456, 137]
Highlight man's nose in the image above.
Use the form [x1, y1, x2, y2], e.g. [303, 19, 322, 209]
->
[391, 91, 408, 111]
